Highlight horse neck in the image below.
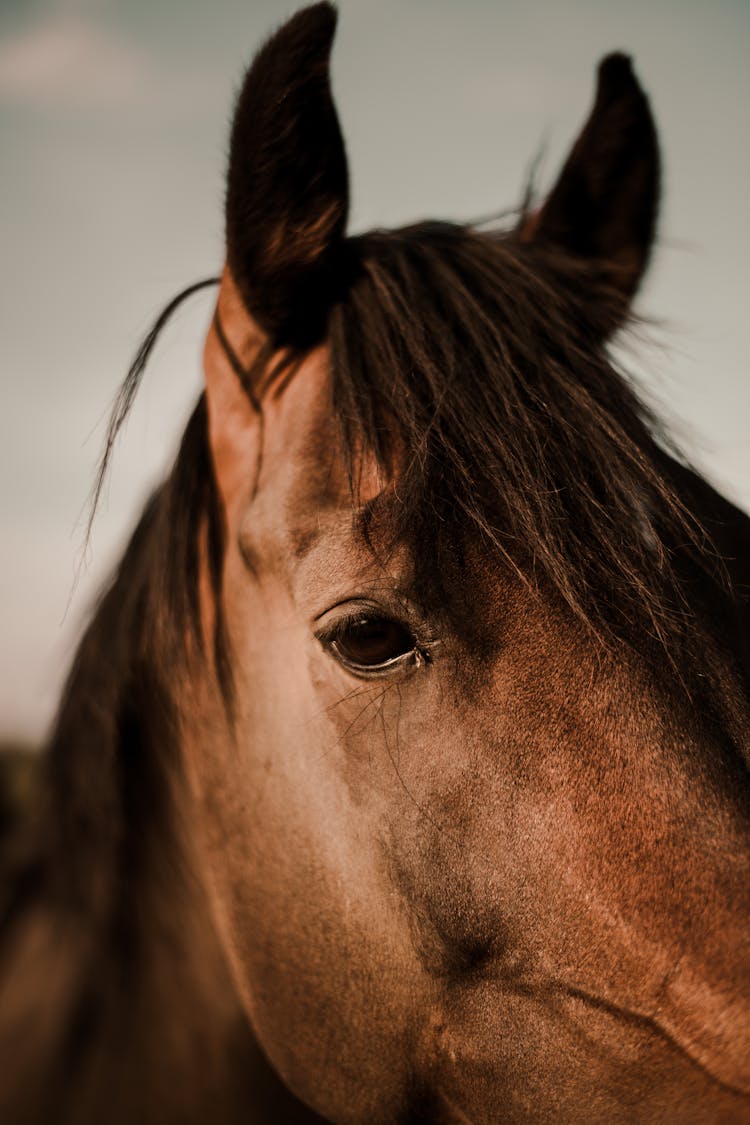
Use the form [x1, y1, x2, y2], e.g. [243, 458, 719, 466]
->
[0, 496, 258, 1125]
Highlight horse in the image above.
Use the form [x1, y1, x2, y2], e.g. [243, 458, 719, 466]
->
[1, 3, 748, 1121]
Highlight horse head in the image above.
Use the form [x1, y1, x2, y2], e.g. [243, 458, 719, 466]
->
[179, 4, 749, 1119]
[2, 5, 748, 1123]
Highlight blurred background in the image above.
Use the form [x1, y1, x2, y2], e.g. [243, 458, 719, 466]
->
[1, 0, 748, 745]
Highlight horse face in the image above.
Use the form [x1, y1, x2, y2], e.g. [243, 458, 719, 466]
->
[193, 270, 750, 1121]
[181, 6, 749, 1119]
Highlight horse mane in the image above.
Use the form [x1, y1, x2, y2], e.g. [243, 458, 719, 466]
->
[328, 222, 750, 734]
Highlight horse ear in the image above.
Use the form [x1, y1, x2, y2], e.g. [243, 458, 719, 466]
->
[225, 2, 349, 345]
[523, 53, 659, 314]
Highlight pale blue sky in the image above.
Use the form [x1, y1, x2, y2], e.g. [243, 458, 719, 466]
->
[1, 0, 748, 739]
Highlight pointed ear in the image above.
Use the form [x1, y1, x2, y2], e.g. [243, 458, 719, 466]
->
[225, 2, 349, 345]
[523, 54, 659, 313]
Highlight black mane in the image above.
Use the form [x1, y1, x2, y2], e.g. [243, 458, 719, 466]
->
[332, 223, 719, 649]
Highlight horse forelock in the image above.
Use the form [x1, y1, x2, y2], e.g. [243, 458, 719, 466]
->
[325, 225, 729, 675]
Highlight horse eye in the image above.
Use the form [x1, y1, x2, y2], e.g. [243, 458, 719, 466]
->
[328, 615, 419, 673]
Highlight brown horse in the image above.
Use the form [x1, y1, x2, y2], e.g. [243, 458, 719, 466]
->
[1, 4, 748, 1122]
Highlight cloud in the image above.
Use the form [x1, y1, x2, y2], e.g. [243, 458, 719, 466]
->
[0, 15, 154, 108]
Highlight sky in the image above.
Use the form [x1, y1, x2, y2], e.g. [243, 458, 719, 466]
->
[1, 0, 748, 742]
